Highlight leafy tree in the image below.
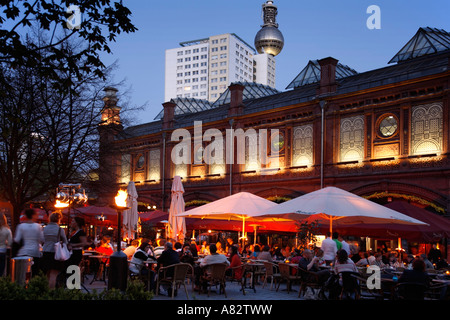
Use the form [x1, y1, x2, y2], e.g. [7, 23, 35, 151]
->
[0, 0, 137, 86]
[0, 1, 137, 230]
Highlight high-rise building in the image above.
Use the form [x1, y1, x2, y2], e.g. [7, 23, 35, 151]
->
[164, 33, 275, 102]
[164, 1, 283, 102]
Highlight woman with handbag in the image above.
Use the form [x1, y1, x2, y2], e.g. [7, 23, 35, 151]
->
[13, 209, 44, 277]
[43, 212, 68, 288]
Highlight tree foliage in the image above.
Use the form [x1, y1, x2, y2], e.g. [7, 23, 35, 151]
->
[0, 1, 137, 229]
[0, 0, 137, 86]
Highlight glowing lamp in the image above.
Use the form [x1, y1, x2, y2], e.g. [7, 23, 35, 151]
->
[115, 189, 127, 208]
[55, 200, 69, 208]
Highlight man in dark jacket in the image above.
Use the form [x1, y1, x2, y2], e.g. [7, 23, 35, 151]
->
[156, 242, 180, 296]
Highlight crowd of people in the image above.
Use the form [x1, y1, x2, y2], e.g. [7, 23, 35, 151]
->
[1, 209, 449, 299]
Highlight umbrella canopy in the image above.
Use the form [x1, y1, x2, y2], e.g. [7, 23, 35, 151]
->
[168, 176, 186, 241]
[254, 187, 427, 233]
[177, 192, 279, 221]
[123, 182, 139, 239]
[334, 201, 450, 241]
[176, 192, 288, 241]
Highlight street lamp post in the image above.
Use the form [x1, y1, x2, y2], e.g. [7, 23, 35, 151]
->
[108, 189, 129, 291]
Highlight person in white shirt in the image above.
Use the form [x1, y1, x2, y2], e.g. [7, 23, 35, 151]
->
[339, 235, 351, 256]
[321, 232, 338, 265]
[14, 209, 44, 276]
[0, 212, 12, 277]
[200, 244, 229, 267]
[123, 239, 139, 260]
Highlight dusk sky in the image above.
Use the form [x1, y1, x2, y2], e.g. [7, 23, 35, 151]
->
[100, 0, 449, 126]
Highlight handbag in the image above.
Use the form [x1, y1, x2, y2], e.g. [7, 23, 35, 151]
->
[54, 227, 71, 261]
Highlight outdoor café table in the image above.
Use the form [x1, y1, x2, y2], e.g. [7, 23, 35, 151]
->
[89, 255, 110, 284]
[243, 262, 265, 292]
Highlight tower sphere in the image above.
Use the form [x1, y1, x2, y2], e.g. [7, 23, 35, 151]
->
[254, 1, 284, 57]
[255, 26, 284, 56]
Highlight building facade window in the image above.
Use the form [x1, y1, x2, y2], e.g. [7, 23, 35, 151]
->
[411, 102, 443, 155]
[120, 154, 131, 183]
[148, 149, 160, 181]
[292, 124, 313, 167]
[340, 115, 365, 162]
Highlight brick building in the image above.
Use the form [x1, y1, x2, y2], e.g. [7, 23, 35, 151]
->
[98, 27, 450, 223]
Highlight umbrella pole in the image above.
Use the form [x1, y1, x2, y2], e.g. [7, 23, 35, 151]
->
[242, 217, 246, 248]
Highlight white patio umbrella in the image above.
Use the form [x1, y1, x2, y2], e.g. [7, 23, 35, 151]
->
[168, 176, 186, 242]
[176, 192, 285, 244]
[122, 181, 139, 240]
[254, 187, 428, 234]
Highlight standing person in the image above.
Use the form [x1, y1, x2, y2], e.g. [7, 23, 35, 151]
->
[427, 244, 442, 265]
[0, 212, 12, 277]
[338, 235, 350, 255]
[321, 232, 338, 265]
[332, 232, 342, 252]
[66, 217, 89, 268]
[42, 212, 67, 288]
[14, 209, 44, 277]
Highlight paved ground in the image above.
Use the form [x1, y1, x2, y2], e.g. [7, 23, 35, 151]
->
[82, 273, 309, 300]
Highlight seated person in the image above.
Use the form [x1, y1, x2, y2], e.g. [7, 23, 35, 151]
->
[195, 243, 229, 291]
[356, 252, 371, 266]
[215, 241, 225, 254]
[398, 259, 432, 299]
[289, 249, 302, 264]
[180, 243, 195, 266]
[227, 245, 243, 280]
[334, 249, 358, 274]
[257, 245, 273, 262]
[200, 243, 229, 267]
[156, 242, 180, 296]
[123, 239, 140, 260]
[298, 249, 330, 285]
[371, 252, 386, 268]
[129, 241, 157, 290]
[95, 235, 114, 262]
[399, 259, 431, 286]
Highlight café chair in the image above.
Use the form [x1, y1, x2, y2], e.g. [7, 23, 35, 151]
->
[350, 273, 384, 300]
[156, 263, 192, 299]
[262, 261, 281, 291]
[200, 263, 228, 297]
[338, 272, 361, 300]
[296, 266, 324, 299]
[394, 282, 428, 300]
[227, 264, 246, 295]
[276, 263, 301, 294]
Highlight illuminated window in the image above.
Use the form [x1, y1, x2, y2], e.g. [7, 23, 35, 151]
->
[379, 115, 398, 137]
[411, 102, 443, 155]
[340, 116, 364, 162]
[292, 124, 313, 166]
